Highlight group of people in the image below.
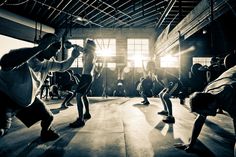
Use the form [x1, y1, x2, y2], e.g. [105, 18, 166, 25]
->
[137, 58, 236, 155]
[0, 32, 236, 155]
[0, 33, 101, 141]
[137, 60, 182, 123]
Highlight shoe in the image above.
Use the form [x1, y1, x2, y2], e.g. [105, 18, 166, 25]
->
[60, 104, 68, 109]
[84, 113, 91, 119]
[67, 103, 74, 106]
[141, 100, 145, 103]
[69, 119, 85, 128]
[162, 116, 175, 124]
[157, 110, 168, 116]
[143, 101, 150, 105]
[41, 128, 60, 142]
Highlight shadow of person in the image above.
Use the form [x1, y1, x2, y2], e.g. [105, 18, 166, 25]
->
[16, 127, 78, 157]
[133, 103, 149, 107]
[50, 108, 61, 114]
[16, 137, 46, 157]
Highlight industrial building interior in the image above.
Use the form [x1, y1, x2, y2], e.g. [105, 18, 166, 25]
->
[0, 0, 236, 156]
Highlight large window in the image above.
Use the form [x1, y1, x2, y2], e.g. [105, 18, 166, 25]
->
[0, 35, 34, 58]
[67, 39, 84, 68]
[160, 55, 179, 68]
[127, 39, 149, 67]
[192, 57, 211, 66]
[95, 38, 116, 68]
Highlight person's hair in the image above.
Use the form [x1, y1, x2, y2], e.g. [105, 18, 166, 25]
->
[41, 33, 57, 40]
[37, 33, 58, 44]
[86, 39, 96, 48]
[189, 92, 215, 112]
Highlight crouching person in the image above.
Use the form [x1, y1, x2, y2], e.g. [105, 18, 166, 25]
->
[175, 65, 236, 156]
[0, 33, 81, 141]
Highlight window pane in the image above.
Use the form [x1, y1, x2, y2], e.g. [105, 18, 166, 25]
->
[127, 38, 149, 68]
[193, 57, 211, 66]
[160, 56, 179, 68]
[95, 39, 116, 57]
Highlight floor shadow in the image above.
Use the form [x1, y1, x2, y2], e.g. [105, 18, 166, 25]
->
[189, 141, 216, 157]
[16, 138, 44, 157]
[132, 103, 149, 107]
[39, 127, 78, 157]
[50, 108, 61, 114]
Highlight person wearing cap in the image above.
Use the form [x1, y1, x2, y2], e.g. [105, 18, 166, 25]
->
[175, 65, 236, 156]
[69, 39, 101, 128]
[0, 33, 81, 141]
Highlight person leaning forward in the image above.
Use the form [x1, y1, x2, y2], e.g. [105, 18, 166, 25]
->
[175, 65, 236, 156]
[0, 33, 81, 141]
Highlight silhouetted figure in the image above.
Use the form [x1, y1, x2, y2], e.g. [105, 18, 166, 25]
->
[0, 33, 81, 141]
[156, 69, 182, 124]
[175, 65, 236, 156]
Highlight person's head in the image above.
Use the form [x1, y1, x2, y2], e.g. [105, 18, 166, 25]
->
[146, 60, 156, 72]
[37, 33, 61, 60]
[189, 92, 217, 116]
[84, 39, 96, 54]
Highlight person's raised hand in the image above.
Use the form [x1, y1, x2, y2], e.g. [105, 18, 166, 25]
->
[71, 45, 81, 58]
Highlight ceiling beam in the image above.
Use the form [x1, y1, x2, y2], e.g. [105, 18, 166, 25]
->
[155, 0, 235, 56]
[0, 8, 54, 33]
[155, 0, 176, 29]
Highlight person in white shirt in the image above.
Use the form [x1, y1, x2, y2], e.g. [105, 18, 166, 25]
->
[175, 65, 236, 156]
[0, 33, 81, 141]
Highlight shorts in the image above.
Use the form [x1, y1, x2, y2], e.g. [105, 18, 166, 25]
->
[75, 74, 92, 95]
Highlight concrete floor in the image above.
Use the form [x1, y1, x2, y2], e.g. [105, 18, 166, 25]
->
[0, 97, 235, 157]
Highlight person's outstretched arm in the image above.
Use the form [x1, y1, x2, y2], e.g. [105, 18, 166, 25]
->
[49, 45, 81, 72]
[0, 47, 43, 71]
[0, 40, 52, 71]
[175, 114, 206, 152]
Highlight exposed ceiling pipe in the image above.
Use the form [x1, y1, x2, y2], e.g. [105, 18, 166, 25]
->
[59, 0, 89, 27]
[50, 0, 73, 24]
[93, 0, 132, 26]
[79, 0, 129, 26]
[46, 0, 64, 21]
[32, 0, 103, 27]
[155, 0, 176, 29]
[56, 0, 84, 26]
[98, 0, 132, 19]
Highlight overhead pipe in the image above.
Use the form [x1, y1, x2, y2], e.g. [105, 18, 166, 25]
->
[79, 0, 129, 26]
[155, 0, 176, 29]
[98, 0, 132, 19]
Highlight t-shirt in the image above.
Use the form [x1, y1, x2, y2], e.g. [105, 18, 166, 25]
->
[204, 65, 236, 119]
[0, 57, 67, 107]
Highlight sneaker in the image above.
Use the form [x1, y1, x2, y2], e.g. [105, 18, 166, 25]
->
[157, 110, 168, 116]
[69, 119, 85, 128]
[41, 128, 60, 142]
[143, 101, 150, 105]
[141, 100, 145, 103]
[60, 104, 68, 109]
[84, 113, 91, 119]
[67, 103, 74, 106]
[162, 116, 175, 124]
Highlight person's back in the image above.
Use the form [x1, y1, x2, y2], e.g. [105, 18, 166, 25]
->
[82, 39, 96, 75]
[205, 65, 236, 119]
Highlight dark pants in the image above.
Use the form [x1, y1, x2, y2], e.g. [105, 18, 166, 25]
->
[0, 91, 53, 134]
